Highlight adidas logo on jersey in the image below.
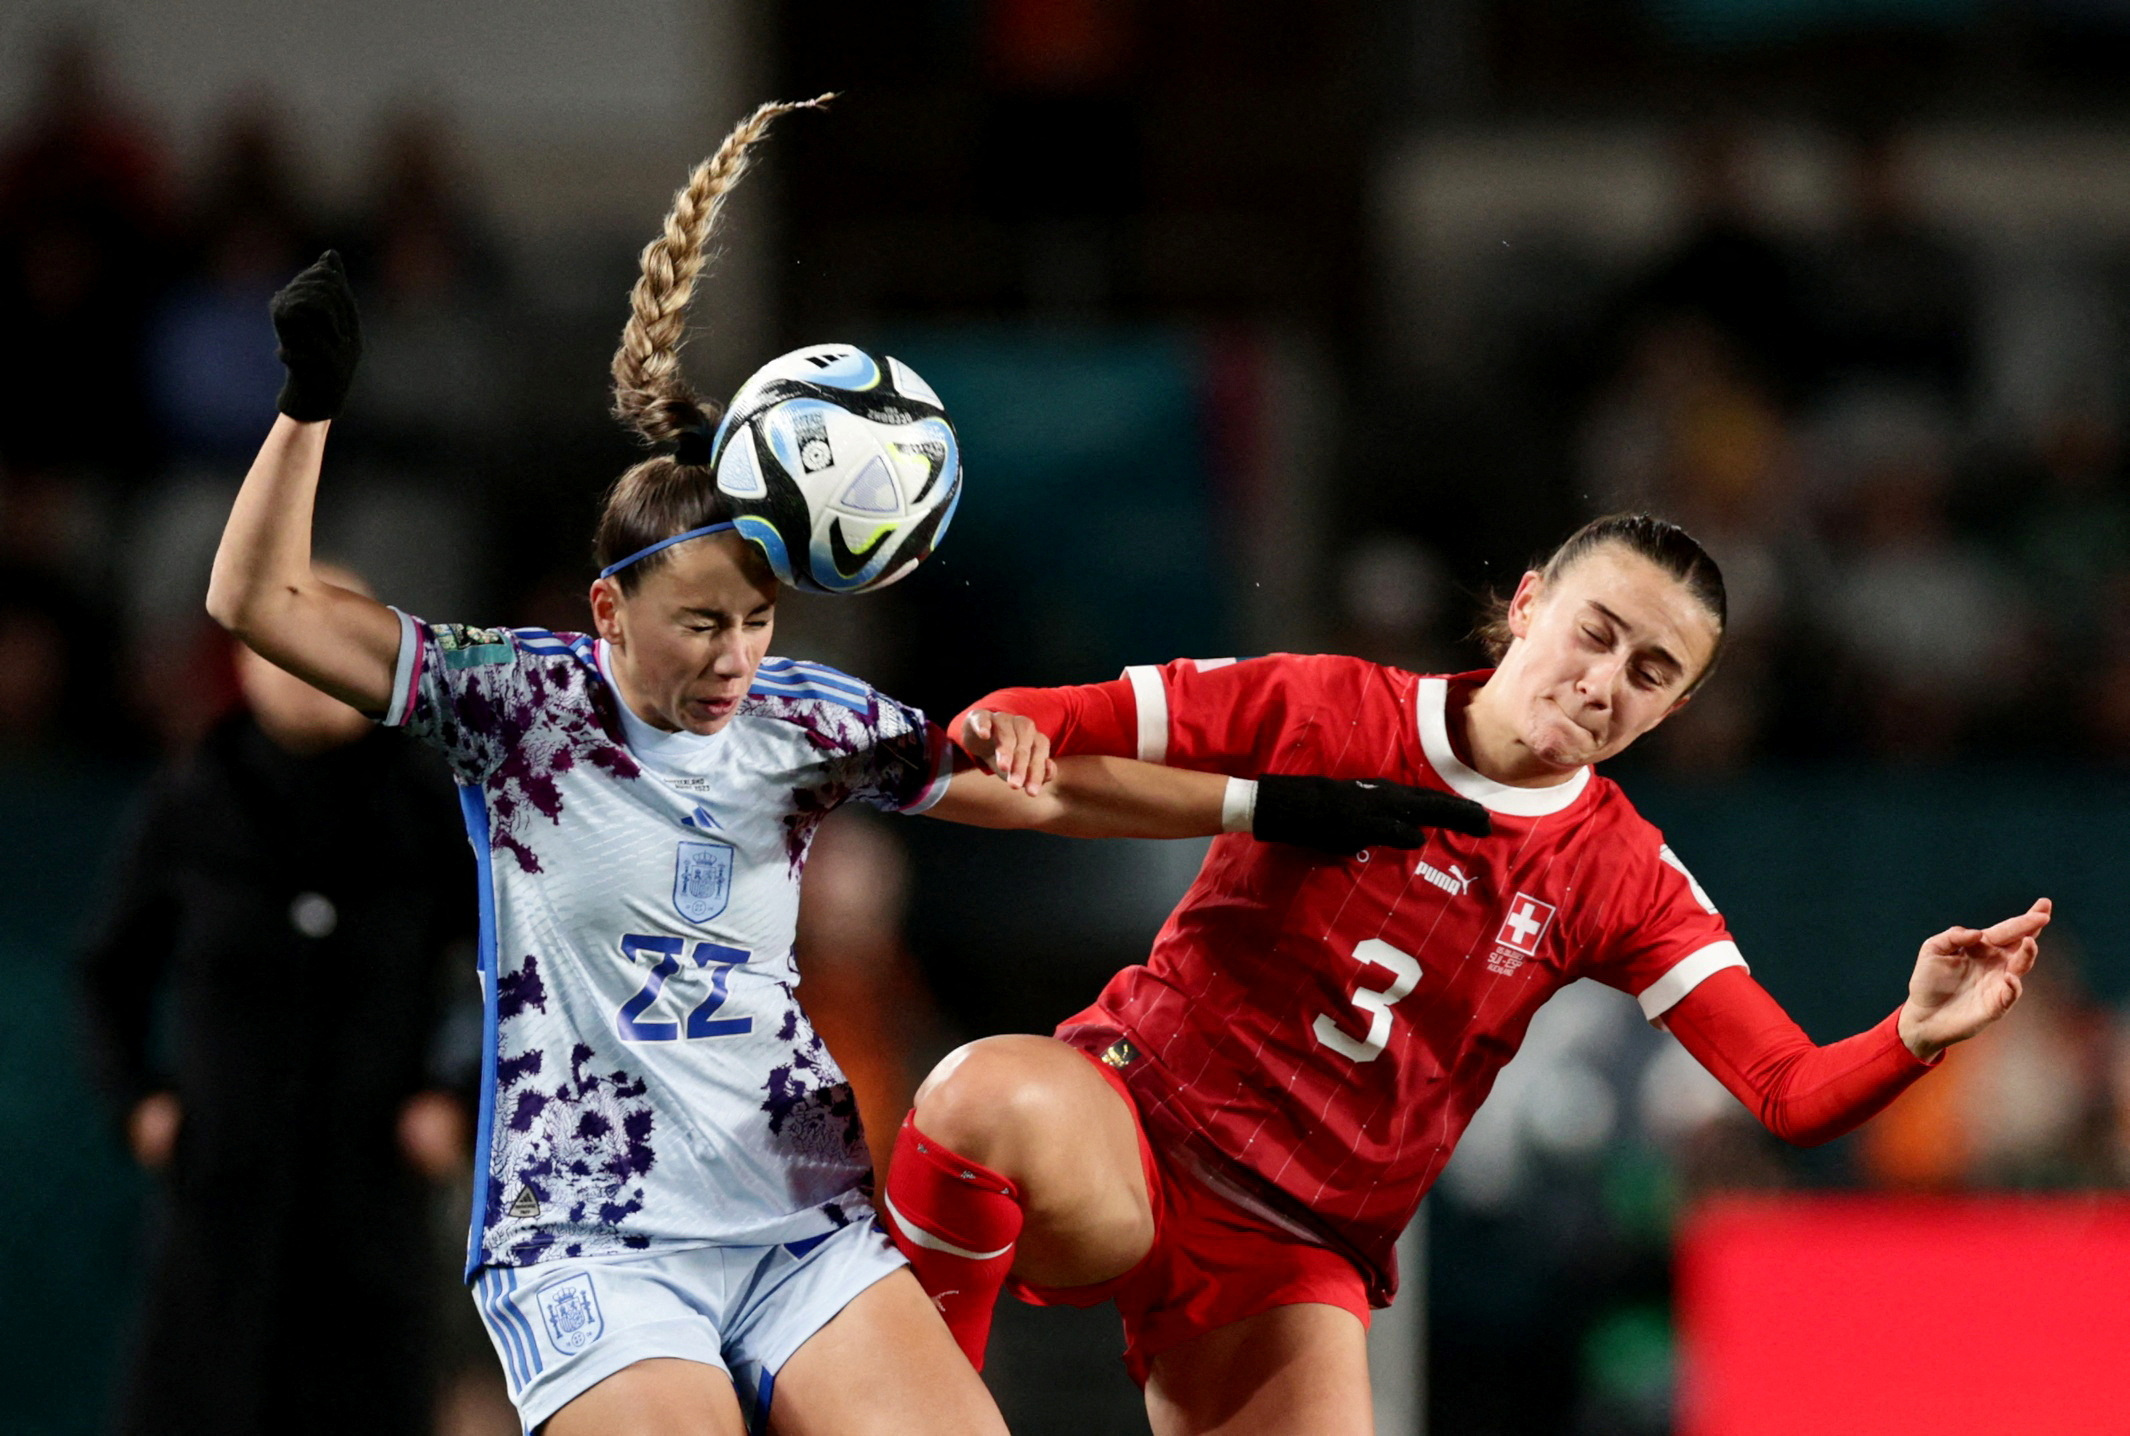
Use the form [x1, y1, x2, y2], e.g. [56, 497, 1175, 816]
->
[1416, 859, 1473, 897]
[507, 1186, 541, 1219]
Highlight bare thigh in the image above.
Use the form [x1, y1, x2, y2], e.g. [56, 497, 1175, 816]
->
[540, 1358, 743, 1436]
[1145, 1303, 1374, 1436]
[767, 1268, 1007, 1436]
[913, 1034, 1154, 1287]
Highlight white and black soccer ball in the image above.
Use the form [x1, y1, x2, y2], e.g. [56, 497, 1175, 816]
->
[710, 344, 961, 594]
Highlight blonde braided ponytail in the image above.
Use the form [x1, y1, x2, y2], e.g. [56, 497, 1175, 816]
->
[611, 94, 834, 447]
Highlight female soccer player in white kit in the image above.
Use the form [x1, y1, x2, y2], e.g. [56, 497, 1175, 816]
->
[206, 101, 1484, 1436]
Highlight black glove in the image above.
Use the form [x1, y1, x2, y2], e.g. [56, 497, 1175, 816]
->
[1251, 774, 1491, 854]
[270, 250, 362, 421]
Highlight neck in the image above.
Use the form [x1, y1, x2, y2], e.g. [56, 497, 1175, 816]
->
[1456, 675, 1584, 790]
[601, 641, 677, 734]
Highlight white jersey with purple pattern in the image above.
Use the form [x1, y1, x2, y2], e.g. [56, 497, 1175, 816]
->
[380, 613, 953, 1275]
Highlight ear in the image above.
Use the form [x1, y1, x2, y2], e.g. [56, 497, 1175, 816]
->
[1504, 570, 1545, 640]
[588, 577, 626, 646]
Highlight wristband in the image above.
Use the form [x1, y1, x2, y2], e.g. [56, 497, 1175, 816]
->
[1221, 777, 1258, 833]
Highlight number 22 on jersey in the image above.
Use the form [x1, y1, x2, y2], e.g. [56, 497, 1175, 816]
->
[1314, 938, 1422, 1063]
[616, 933, 755, 1042]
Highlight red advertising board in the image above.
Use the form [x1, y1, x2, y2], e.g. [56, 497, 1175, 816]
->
[1678, 1196, 2130, 1435]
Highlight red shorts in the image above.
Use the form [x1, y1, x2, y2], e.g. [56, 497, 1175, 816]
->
[1004, 1050, 1371, 1386]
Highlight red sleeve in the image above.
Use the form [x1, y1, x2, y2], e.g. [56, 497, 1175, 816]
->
[951, 680, 1137, 758]
[1585, 836, 1744, 1019]
[959, 654, 1364, 774]
[1662, 965, 1939, 1147]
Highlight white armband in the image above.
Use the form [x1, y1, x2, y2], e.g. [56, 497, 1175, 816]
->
[1221, 777, 1258, 834]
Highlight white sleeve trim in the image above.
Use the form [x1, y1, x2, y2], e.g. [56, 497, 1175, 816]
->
[381, 607, 420, 728]
[1636, 939, 1748, 1021]
[898, 724, 958, 815]
[1124, 664, 1168, 763]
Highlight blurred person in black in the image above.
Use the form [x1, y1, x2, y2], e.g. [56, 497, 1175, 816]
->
[1808, 124, 1974, 407]
[78, 563, 475, 1436]
[0, 29, 168, 466]
[1614, 123, 1813, 406]
[0, 28, 171, 572]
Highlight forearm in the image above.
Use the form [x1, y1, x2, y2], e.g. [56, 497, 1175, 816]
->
[78, 901, 172, 1111]
[1663, 967, 1936, 1147]
[928, 756, 1237, 837]
[1036, 756, 1233, 838]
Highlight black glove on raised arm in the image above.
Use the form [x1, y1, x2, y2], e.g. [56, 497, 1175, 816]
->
[270, 250, 362, 421]
[1251, 774, 1491, 854]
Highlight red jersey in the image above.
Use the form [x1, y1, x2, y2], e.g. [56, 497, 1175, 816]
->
[1019, 655, 1744, 1303]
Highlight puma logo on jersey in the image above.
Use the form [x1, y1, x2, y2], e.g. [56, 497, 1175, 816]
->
[1416, 859, 1473, 897]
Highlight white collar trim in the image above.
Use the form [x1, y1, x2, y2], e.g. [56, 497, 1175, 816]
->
[1416, 676, 1591, 818]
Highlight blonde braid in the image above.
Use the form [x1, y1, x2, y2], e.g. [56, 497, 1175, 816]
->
[611, 94, 834, 446]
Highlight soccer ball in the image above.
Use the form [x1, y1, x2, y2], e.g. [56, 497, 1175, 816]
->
[710, 344, 962, 594]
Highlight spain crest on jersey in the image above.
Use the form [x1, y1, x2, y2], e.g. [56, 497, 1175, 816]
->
[673, 840, 733, 923]
[535, 1272, 604, 1354]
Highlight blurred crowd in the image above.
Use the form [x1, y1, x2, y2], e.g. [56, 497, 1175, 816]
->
[1347, 123, 2130, 775]
[11, 15, 2130, 1436]
[0, 35, 514, 772]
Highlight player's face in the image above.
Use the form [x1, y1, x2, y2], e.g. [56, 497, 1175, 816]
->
[1496, 545, 1720, 770]
[592, 532, 778, 735]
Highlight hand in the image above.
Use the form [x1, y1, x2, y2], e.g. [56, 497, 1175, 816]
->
[1251, 774, 1491, 854]
[270, 250, 363, 421]
[128, 1091, 182, 1170]
[397, 1090, 472, 1182]
[956, 709, 1057, 796]
[1898, 898, 2051, 1061]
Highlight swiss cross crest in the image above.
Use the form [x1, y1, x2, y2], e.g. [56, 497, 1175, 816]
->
[1495, 893, 1556, 956]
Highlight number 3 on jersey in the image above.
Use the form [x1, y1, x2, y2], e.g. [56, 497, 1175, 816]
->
[616, 934, 755, 1042]
[1314, 938, 1422, 1063]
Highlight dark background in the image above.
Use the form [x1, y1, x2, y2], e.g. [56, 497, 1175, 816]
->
[7, 2, 2130, 1432]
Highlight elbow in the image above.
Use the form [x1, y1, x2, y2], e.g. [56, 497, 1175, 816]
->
[203, 582, 244, 635]
[1758, 1107, 1855, 1149]
[203, 556, 255, 636]
[204, 568, 282, 642]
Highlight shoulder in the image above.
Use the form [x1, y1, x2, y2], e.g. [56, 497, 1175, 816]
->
[741, 657, 927, 752]
[748, 657, 879, 713]
[413, 621, 595, 669]
[1140, 652, 1403, 702]
[507, 628, 599, 668]
[1561, 776, 1680, 886]
[410, 620, 615, 740]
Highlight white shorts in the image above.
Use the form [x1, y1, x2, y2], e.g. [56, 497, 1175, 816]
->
[471, 1220, 907, 1433]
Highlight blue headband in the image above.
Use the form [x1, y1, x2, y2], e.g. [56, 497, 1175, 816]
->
[598, 521, 738, 580]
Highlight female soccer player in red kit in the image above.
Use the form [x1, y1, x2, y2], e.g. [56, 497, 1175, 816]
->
[882, 514, 2050, 1435]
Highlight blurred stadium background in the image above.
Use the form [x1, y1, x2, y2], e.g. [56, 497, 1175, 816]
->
[6, 1, 2130, 1432]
